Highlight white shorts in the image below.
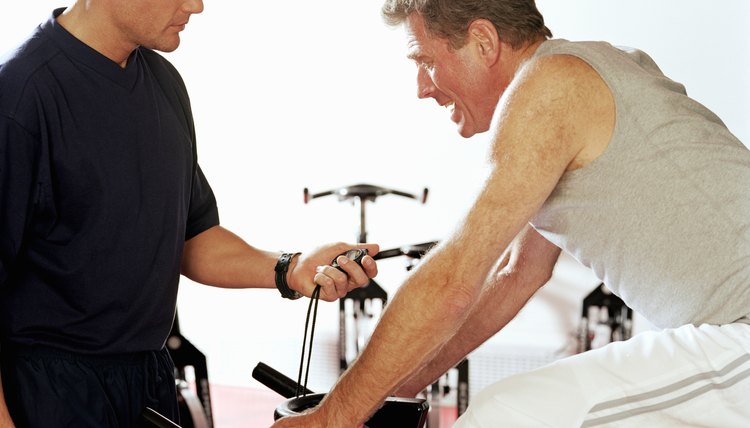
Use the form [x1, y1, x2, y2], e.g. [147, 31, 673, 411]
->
[453, 322, 750, 427]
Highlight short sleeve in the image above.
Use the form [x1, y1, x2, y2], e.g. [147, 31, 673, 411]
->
[185, 163, 219, 241]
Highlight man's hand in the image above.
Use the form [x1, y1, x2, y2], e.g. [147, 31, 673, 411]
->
[269, 412, 320, 428]
[288, 242, 379, 301]
[270, 409, 364, 428]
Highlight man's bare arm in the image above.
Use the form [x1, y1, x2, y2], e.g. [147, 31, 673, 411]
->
[180, 225, 379, 301]
[395, 225, 561, 396]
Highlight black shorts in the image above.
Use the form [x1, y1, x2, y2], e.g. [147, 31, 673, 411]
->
[1, 344, 179, 428]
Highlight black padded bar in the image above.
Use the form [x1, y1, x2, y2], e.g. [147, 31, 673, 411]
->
[252, 362, 314, 399]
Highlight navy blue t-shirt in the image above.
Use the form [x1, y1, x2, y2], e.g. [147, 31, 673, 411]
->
[0, 10, 220, 354]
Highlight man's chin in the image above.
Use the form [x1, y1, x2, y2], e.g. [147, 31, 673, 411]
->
[154, 44, 180, 53]
[145, 37, 181, 53]
[457, 121, 493, 139]
[457, 124, 476, 139]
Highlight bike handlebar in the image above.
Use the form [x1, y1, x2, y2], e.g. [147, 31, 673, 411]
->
[373, 241, 439, 261]
[304, 184, 428, 205]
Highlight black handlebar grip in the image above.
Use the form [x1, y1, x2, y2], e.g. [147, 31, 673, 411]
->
[373, 248, 405, 260]
[252, 362, 314, 399]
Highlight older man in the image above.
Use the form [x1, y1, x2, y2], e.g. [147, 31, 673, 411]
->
[272, 1, 750, 427]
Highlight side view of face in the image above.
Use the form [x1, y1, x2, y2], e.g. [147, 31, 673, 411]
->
[404, 13, 501, 138]
[109, 0, 204, 53]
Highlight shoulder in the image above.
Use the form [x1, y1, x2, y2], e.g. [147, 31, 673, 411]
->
[490, 47, 615, 170]
[520, 52, 612, 123]
[516, 50, 610, 103]
[0, 27, 60, 116]
[498, 52, 612, 137]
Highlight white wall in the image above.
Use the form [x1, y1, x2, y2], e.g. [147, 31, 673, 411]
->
[2, 1, 748, 392]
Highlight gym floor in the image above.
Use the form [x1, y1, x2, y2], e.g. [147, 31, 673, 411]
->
[210, 385, 279, 427]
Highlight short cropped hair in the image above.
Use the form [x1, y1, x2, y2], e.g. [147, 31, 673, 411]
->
[382, 0, 552, 49]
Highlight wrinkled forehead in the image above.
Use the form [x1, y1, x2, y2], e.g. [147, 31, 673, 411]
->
[404, 12, 457, 63]
[404, 13, 431, 59]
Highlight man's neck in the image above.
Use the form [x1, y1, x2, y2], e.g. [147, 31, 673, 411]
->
[56, 3, 136, 68]
[490, 37, 546, 104]
[505, 38, 546, 81]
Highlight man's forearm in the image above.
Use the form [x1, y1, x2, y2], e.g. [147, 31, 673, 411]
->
[320, 278, 476, 424]
[397, 227, 561, 396]
[396, 269, 538, 396]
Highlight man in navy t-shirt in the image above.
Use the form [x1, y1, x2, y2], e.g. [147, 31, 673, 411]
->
[0, 1, 379, 426]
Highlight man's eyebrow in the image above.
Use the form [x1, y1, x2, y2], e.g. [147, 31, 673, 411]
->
[406, 52, 423, 62]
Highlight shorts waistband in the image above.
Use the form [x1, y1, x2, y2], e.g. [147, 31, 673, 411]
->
[1, 342, 166, 366]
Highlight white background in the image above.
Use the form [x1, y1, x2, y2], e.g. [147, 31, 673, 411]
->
[2, 1, 749, 392]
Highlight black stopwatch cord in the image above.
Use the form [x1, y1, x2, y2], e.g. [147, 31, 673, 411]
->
[296, 284, 321, 398]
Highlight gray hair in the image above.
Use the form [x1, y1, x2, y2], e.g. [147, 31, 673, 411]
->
[382, 0, 552, 49]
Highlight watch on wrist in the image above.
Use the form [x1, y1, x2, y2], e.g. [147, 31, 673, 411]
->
[275, 252, 302, 300]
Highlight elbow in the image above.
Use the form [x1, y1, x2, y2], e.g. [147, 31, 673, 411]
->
[524, 266, 554, 290]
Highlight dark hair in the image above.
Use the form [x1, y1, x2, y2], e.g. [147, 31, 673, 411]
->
[382, 0, 552, 49]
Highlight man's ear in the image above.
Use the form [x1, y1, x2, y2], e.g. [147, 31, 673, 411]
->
[468, 19, 500, 66]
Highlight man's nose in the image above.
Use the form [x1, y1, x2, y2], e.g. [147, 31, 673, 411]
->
[184, 0, 204, 14]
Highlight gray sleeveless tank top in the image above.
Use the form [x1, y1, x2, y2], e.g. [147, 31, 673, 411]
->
[530, 40, 750, 327]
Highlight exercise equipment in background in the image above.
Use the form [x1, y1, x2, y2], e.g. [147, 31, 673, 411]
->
[167, 314, 213, 428]
[303, 184, 428, 372]
[577, 283, 633, 352]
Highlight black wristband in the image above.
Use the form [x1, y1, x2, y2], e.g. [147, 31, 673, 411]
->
[275, 252, 302, 300]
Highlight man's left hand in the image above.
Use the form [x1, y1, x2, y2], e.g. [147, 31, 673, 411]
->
[288, 242, 379, 301]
